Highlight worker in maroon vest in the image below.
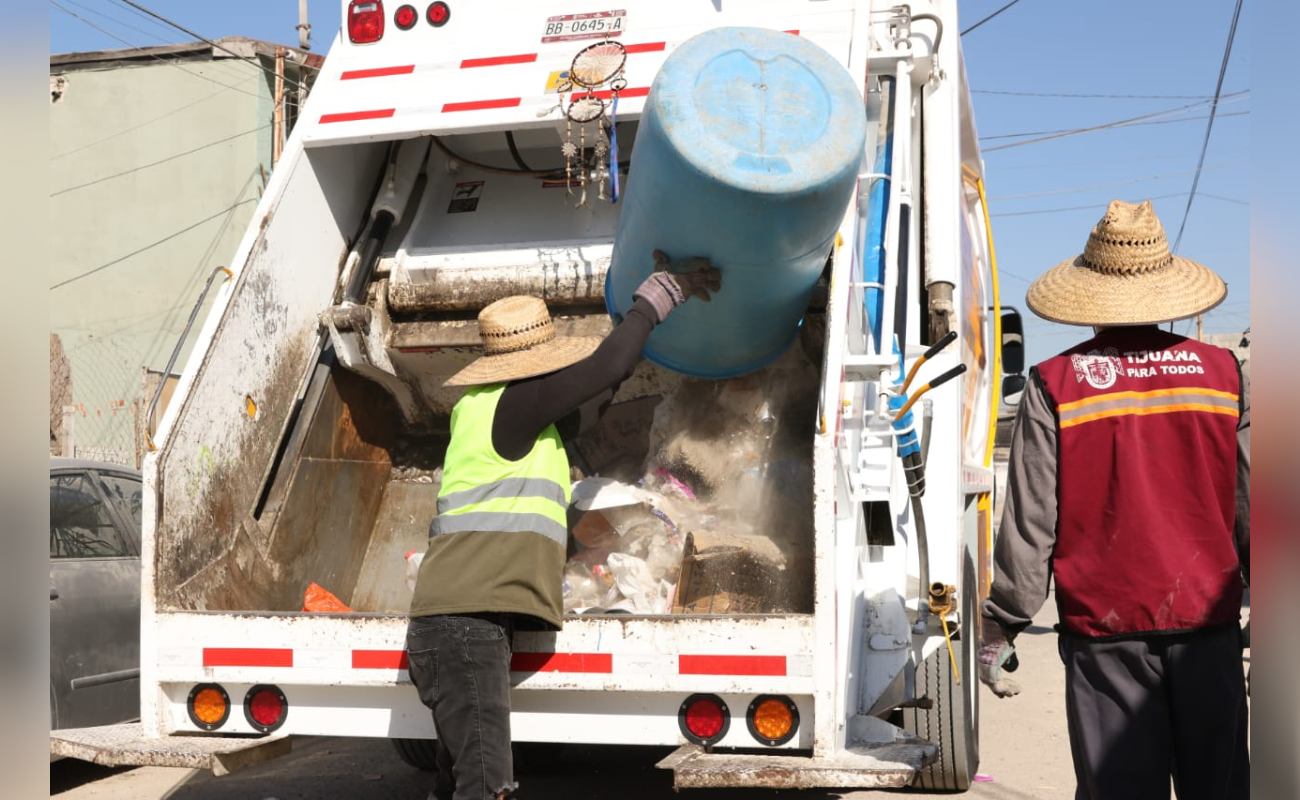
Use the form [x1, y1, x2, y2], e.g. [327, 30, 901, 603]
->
[978, 199, 1249, 800]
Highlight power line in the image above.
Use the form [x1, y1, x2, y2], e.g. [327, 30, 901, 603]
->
[990, 191, 1247, 218]
[990, 147, 1250, 172]
[50, 123, 272, 197]
[972, 89, 1221, 100]
[116, 0, 318, 82]
[50, 1, 268, 100]
[988, 158, 1246, 201]
[980, 92, 1247, 140]
[60, 0, 271, 86]
[961, 0, 1026, 35]
[1171, 0, 1244, 254]
[49, 199, 256, 291]
[52, 76, 257, 160]
[982, 98, 1248, 152]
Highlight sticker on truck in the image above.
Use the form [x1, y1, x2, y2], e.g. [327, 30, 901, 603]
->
[447, 181, 484, 213]
[542, 10, 626, 43]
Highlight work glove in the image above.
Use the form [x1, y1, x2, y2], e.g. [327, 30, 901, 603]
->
[977, 619, 1022, 698]
[633, 250, 722, 323]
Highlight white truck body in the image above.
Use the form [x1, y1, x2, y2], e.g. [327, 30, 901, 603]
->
[53, 0, 1012, 790]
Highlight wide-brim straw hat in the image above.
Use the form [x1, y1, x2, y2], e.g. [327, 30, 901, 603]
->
[1026, 199, 1227, 326]
[444, 295, 602, 387]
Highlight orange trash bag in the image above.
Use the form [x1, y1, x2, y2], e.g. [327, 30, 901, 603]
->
[302, 581, 352, 613]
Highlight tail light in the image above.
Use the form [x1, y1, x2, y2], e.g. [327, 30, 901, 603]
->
[187, 683, 231, 731]
[243, 684, 289, 733]
[348, 0, 385, 44]
[746, 695, 799, 746]
[427, 2, 451, 27]
[678, 693, 730, 746]
[394, 4, 417, 30]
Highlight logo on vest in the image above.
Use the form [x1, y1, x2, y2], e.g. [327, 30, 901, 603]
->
[1071, 348, 1123, 390]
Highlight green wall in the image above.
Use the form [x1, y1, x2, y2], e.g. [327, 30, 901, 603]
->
[50, 57, 276, 463]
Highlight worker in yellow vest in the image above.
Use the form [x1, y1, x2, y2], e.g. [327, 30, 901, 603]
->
[407, 252, 720, 800]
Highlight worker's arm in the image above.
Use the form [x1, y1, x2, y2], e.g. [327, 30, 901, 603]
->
[981, 367, 1059, 639]
[493, 255, 720, 460]
[492, 298, 659, 461]
[1235, 368, 1250, 586]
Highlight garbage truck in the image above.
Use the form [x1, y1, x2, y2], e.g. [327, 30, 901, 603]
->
[51, 0, 1026, 791]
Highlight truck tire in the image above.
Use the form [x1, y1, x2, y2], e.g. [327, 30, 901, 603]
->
[391, 738, 565, 775]
[903, 554, 980, 791]
[391, 737, 438, 772]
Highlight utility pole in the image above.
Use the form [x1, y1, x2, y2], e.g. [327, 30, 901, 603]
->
[273, 46, 286, 167]
[297, 0, 312, 50]
[1196, 314, 1203, 342]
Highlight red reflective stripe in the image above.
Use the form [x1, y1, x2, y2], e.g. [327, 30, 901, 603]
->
[461, 53, 538, 68]
[511, 652, 613, 673]
[785, 29, 800, 35]
[341, 65, 415, 80]
[320, 108, 396, 123]
[203, 648, 293, 668]
[353, 650, 410, 669]
[571, 86, 650, 101]
[625, 42, 666, 53]
[443, 98, 522, 112]
[679, 655, 786, 676]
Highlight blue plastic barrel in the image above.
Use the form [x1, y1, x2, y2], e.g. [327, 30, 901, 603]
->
[606, 27, 865, 378]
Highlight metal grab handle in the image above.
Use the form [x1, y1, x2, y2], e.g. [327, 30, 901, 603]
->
[145, 266, 233, 451]
[899, 330, 958, 394]
[893, 363, 968, 421]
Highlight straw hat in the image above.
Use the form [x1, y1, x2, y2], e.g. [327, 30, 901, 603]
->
[443, 296, 602, 387]
[1026, 199, 1227, 326]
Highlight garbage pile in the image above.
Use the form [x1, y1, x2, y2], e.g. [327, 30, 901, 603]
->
[563, 349, 818, 615]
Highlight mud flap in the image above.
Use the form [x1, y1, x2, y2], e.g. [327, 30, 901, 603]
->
[49, 722, 290, 776]
[656, 740, 938, 790]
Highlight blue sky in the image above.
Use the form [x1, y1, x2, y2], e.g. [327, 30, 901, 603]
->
[50, 1, 1249, 367]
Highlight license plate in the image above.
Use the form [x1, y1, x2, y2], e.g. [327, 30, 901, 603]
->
[542, 10, 626, 43]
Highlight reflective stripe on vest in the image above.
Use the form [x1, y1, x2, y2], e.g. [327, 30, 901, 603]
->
[431, 383, 571, 546]
[1057, 387, 1239, 429]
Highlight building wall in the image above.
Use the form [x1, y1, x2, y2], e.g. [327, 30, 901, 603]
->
[50, 58, 275, 463]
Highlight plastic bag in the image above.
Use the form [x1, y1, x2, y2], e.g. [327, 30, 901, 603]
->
[405, 550, 425, 593]
[303, 581, 352, 613]
[606, 553, 657, 614]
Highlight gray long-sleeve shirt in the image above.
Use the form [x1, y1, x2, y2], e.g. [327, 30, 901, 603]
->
[981, 364, 1251, 638]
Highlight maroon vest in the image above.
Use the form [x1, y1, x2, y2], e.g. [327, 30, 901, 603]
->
[1037, 327, 1243, 638]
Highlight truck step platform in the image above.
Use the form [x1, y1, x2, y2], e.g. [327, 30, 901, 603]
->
[656, 739, 938, 790]
[49, 723, 290, 776]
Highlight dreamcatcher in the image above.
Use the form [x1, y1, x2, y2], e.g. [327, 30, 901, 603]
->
[555, 40, 627, 207]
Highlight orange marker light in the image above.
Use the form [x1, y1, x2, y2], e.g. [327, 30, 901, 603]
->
[746, 695, 800, 746]
[187, 684, 231, 731]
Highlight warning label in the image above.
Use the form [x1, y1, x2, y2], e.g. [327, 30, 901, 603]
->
[447, 181, 484, 213]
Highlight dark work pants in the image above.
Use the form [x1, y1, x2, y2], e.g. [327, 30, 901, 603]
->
[1061, 624, 1249, 800]
[407, 614, 518, 800]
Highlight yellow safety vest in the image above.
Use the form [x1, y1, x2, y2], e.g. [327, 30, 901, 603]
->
[431, 383, 571, 546]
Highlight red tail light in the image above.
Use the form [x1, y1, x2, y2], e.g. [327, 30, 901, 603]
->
[394, 4, 418, 30]
[348, 0, 385, 44]
[243, 684, 289, 733]
[678, 693, 730, 746]
[427, 2, 451, 27]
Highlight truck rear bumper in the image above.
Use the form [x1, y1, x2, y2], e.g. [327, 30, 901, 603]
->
[49, 722, 290, 776]
[657, 740, 938, 790]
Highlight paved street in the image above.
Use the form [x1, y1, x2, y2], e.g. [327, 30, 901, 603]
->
[52, 599, 1079, 800]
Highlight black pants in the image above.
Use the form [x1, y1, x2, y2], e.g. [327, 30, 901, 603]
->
[1061, 624, 1249, 800]
[407, 614, 518, 800]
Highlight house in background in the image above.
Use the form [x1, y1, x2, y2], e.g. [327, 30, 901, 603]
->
[50, 37, 322, 465]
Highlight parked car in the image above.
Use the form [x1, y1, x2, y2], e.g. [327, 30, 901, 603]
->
[49, 457, 142, 733]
